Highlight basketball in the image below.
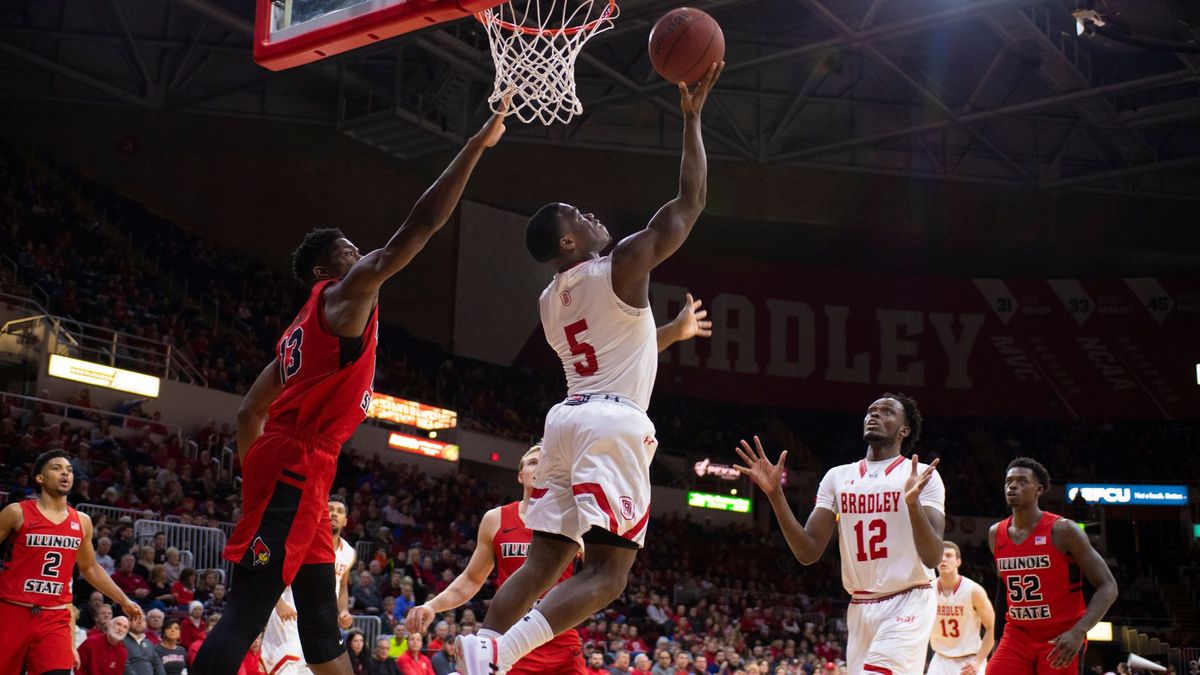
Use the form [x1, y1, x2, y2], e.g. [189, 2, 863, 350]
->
[648, 8, 725, 85]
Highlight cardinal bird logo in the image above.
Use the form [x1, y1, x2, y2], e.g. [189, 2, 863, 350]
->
[251, 536, 271, 566]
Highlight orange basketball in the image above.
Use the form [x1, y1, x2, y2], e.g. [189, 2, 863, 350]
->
[648, 8, 725, 86]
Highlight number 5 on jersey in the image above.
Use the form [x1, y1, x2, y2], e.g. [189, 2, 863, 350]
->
[564, 319, 598, 376]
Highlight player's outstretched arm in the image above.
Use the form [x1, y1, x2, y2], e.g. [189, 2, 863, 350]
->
[657, 293, 712, 352]
[236, 358, 284, 462]
[1046, 518, 1118, 669]
[338, 550, 357, 629]
[325, 104, 508, 325]
[77, 513, 143, 622]
[735, 437, 836, 565]
[965, 581, 996, 675]
[611, 63, 723, 305]
[405, 507, 500, 635]
[903, 455, 946, 568]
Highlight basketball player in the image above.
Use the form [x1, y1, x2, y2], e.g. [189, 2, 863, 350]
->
[736, 394, 945, 675]
[262, 495, 358, 675]
[453, 62, 723, 675]
[928, 541, 995, 675]
[192, 105, 508, 675]
[0, 450, 144, 675]
[989, 457, 1116, 674]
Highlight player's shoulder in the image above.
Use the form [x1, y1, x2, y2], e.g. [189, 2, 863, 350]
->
[0, 500, 25, 520]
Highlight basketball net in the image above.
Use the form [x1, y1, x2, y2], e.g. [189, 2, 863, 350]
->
[476, 0, 618, 125]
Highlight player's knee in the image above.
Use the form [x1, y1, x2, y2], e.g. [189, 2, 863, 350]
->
[298, 621, 345, 665]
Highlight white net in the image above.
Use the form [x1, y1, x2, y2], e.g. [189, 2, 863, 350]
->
[476, 0, 619, 125]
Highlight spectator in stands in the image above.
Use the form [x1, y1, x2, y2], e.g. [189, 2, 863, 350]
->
[367, 636, 401, 675]
[380, 569, 406, 599]
[692, 656, 708, 674]
[94, 536, 116, 574]
[186, 612, 222, 665]
[171, 567, 197, 606]
[672, 652, 691, 675]
[123, 612, 166, 675]
[392, 578, 417, 624]
[79, 614, 130, 675]
[353, 570, 385, 617]
[586, 652, 609, 675]
[149, 565, 175, 607]
[396, 631, 434, 675]
[145, 608, 165, 645]
[633, 654, 652, 673]
[203, 582, 228, 616]
[238, 634, 267, 675]
[163, 548, 184, 584]
[135, 546, 156, 579]
[430, 637, 455, 675]
[79, 590, 106, 629]
[111, 522, 136, 560]
[427, 620, 450, 653]
[156, 619, 188, 675]
[71, 442, 93, 480]
[180, 600, 207, 649]
[193, 569, 220, 604]
[345, 629, 369, 675]
[87, 604, 115, 639]
[113, 553, 154, 609]
[609, 650, 633, 674]
[152, 532, 169, 564]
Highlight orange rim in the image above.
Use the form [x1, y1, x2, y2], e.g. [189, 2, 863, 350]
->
[475, 0, 617, 37]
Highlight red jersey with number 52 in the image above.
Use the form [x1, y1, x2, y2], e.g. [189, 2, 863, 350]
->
[814, 457, 946, 598]
[993, 511, 1084, 641]
[539, 255, 657, 410]
[268, 278, 378, 445]
[0, 500, 83, 606]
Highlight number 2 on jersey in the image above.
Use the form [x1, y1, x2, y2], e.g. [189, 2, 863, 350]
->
[853, 519, 888, 561]
[564, 320, 598, 376]
[41, 551, 62, 577]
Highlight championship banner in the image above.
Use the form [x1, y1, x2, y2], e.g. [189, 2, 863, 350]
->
[640, 257, 1198, 420]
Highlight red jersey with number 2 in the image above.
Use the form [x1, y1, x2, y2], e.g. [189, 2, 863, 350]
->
[269, 278, 378, 445]
[994, 511, 1085, 641]
[0, 500, 83, 606]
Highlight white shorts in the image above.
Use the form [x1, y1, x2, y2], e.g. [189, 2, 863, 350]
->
[526, 397, 657, 548]
[846, 585, 936, 675]
[261, 610, 312, 675]
[927, 652, 985, 675]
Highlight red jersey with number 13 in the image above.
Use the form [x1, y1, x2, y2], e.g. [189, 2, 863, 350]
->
[994, 511, 1085, 641]
[269, 278, 378, 445]
[0, 500, 83, 606]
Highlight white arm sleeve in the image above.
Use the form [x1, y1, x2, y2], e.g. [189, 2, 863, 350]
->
[813, 467, 839, 514]
[918, 465, 946, 514]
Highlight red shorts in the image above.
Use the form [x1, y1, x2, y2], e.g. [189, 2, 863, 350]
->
[507, 629, 585, 675]
[0, 601, 74, 674]
[224, 424, 339, 585]
[990, 627, 1085, 675]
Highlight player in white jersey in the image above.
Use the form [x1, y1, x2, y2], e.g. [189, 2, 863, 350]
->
[262, 495, 357, 674]
[737, 393, 946, 675]
[455, 61, 724, 675]
[927, 541, 994, 675]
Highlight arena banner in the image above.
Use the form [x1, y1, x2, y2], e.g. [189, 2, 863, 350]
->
[643, 256, 1198, 420]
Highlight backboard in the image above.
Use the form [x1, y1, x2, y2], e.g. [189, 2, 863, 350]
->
[254, 0, 506, 70]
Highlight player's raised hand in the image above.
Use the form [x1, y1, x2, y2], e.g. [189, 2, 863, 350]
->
[1047, 627, 1085, 669]
[674, 293, 712, 341]
[406, 603, 436, 635]
[679, 61, 725, 118]
[474, 95, 510, 148]
[339, 609, 354, 629]
[734, 436, 787, 496]
[903, 454, 940, 506]
[122, 599, 144, 624]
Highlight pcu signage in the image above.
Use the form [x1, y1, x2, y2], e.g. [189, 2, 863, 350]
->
[1065, 483, 1188, 506]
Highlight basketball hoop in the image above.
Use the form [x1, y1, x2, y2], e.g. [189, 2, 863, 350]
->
[476, 0, 618, 125]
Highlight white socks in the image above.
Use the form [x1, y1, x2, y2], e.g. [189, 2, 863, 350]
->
[496, 609, 554, 670]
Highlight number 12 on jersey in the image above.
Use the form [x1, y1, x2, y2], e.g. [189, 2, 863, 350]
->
[853, 519, 888, 561]
[564, 319, 598, 376]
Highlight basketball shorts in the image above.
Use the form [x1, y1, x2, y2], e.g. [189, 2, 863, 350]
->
[0, 601, 74, 674]
[526, 395, 657, 548]
[927, 652, 986, 675]
[224, 423, 340, 585]
[846, 585, 936, 675]
[989, 627, 1083, 675]
[508, 629, 585, 675]
[261, 604, 311, 675]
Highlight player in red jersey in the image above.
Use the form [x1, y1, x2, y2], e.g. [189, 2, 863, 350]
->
[0, 450, 143, 675]
[192, 104, 508, 675]
[989, 457, 1117, 674]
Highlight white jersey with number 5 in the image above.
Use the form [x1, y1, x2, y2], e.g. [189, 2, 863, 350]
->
[931, 576, 983, 657]
[540, 255, 657, 409]
[815, 456, 945, 598]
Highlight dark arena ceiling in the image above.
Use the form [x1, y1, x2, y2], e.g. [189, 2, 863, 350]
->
[3, 0, 1200, 200]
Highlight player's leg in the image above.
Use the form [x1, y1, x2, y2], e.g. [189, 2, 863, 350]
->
[1033, 640, 1084, 675]
[862, 589, 937, 675]
[925, 653, 959, 675]
[505, 631, 585, 675]
[0, 601, 36, 674]
[191, 565, 288, 675]
[482, 531, 581, 632]
[845, 602, 872, 675]
[22, 607, 75, 675]
[987, 632, 1037, 675]
[291, 563, 351, 675]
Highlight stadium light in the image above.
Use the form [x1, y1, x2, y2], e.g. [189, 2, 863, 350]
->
[47, 354, 160, 397]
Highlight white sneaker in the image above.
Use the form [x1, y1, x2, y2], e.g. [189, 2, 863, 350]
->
[454, 633, 499, 674]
